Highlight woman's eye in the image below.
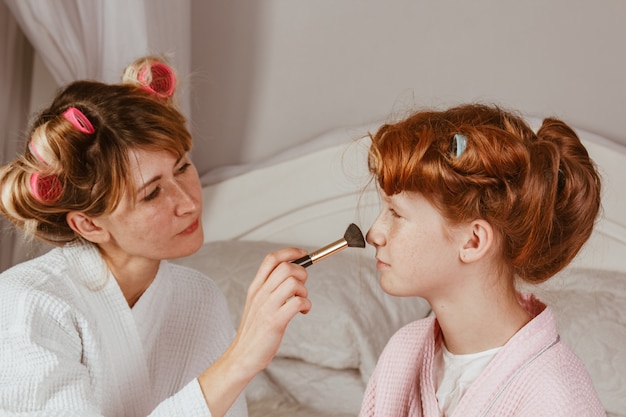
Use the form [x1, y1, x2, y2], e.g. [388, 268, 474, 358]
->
[177, 162, 191, 174]
[144, 186, 161, 202]
[389, 208, 400, 218]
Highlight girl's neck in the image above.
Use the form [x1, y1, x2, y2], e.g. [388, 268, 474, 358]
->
[431, 278, 532, 355]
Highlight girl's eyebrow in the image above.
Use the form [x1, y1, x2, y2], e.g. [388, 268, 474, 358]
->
[381, 193, 394, 204]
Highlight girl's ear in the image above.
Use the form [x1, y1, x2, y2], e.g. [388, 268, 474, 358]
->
[66, 212, 110, 244]
[459, 219, 494, 264]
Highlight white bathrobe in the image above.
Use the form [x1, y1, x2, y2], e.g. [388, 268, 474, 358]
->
[0, 243, 248, 417]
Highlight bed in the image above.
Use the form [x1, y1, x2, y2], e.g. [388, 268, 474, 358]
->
[173, 118, 626, 417]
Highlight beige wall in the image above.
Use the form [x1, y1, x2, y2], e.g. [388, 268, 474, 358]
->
[32, 0, 626, 174]
[190, 0, 626, 173]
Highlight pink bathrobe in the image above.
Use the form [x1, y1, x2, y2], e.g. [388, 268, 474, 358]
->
[359, 295, 606, 417]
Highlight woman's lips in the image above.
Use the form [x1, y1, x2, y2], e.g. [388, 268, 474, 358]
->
[180, 219, 199, 235]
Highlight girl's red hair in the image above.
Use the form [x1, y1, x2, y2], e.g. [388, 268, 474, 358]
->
[368, 104, 601, 283]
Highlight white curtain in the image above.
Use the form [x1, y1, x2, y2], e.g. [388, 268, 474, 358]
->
[3, 0, 190, 87]
[0, 3, 34, 271]
[0, 0, 191, 271]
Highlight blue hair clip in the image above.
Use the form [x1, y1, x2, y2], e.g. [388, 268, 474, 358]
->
[452, 134, 468, 157]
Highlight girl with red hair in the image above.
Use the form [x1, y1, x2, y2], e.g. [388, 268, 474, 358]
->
[360, 104, 604, 416]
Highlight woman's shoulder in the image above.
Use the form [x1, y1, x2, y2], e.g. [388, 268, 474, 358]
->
[160, 261, 226, 302]
[154, 261, 233, 332]
[0, 247, 68, 292]
[1, 243, 107, 293]
[163, 260, 219, 286]
[0, 247, 90, 336]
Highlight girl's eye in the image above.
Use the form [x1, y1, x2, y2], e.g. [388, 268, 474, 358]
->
[389, 208, 401, 218]
[144, 186, 161, 202]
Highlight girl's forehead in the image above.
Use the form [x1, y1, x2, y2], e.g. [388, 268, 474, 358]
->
[381, 190, 420, 203]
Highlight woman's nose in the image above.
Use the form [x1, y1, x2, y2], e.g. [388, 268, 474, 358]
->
[173, 182, 198, 215]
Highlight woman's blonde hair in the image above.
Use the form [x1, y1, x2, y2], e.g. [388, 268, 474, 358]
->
[0, 56, 191, 245]
[368, 104, 601, 283]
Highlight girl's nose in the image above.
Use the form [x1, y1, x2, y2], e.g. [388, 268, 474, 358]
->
[366, 214, 385, 247]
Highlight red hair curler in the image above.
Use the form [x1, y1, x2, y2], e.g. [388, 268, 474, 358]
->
[138, 62, 176, 98]
[29, 172, 62, 204]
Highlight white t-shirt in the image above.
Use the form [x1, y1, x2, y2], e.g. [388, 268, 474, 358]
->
[434, 343, 502, 416]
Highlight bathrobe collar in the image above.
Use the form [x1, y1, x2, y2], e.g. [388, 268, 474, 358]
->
[62, 242, 162, 416]
[419, 294, 559, 417]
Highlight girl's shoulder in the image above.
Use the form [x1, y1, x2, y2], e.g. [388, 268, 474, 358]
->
[509, 339, 605, 415]
[382, 316, 437, 354]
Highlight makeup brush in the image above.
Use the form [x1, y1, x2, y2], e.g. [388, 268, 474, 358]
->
[291, 223, 366, 268]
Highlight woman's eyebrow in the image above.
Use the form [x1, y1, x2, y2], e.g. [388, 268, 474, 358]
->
[135, 156, 183, 194]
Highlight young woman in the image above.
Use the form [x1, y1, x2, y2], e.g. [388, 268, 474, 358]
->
[0, 56, 311, 417]
[359, 104, 605, 416]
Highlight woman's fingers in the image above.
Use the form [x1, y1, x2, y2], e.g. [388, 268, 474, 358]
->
[248, 248, 308, 290]
[245, 249, 311, 324]
[197, 249, 312, 417]
[267, 274, 312, 321]
[245, 248, 308, 307]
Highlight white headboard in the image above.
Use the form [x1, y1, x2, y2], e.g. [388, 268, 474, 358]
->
[199, 121, 626, 274]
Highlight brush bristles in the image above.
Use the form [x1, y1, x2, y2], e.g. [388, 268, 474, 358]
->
[344, 223, 366, 248]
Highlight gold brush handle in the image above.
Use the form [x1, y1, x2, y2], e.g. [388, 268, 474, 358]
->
[308, 239, 348, 263]
[290, 238, 348, 268]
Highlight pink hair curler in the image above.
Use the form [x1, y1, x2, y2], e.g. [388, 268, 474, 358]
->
[30, 172, 62, 204]
[138, 62, 176, 98]
[63, 107, 95, 134]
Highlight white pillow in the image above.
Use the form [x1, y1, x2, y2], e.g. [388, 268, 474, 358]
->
[530, 268, 626, 415]
[172, 239, 432, 383]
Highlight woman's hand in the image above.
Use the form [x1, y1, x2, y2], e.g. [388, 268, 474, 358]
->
[198, 247, 311, 417]
[233, 247, 311, 371]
